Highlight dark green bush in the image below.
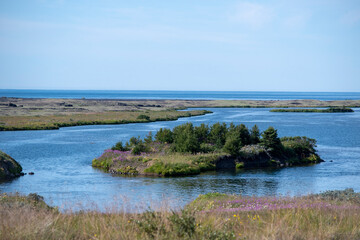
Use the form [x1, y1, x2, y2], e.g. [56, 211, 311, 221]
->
[111, 141, 127, 151]
[135, 210, 166, 238]
[155, 128, 174, 143]
[137, 114, 150, 120]
[169, 209, 196, 238]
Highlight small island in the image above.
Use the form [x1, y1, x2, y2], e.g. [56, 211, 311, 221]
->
[92, 122, 323, 177]
[270, 107, 354, 113]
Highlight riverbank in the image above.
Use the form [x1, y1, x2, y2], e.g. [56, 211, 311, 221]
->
[1, 189, 359, 239]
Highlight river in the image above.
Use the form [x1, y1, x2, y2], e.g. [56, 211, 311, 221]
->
[1, 107, 360, 211]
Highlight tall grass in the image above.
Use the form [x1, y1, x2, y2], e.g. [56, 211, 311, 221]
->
[1, 190, 359, 239]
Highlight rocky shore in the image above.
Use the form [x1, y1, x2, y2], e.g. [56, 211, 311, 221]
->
[0, 150, 23, 180]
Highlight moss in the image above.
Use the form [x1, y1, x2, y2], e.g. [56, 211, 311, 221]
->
[115, 166, 138, 174]
[191, 155, 217, 171]
[144, 162, 201, 177]
[92, 158, 113, 171]
[235, 162, 244, 169]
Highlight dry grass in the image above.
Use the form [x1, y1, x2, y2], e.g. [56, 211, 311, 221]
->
[1, 191, 359, 240]
[0, 110, 209, 131]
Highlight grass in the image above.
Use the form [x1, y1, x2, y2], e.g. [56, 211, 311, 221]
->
[0, 110, 211, 131]
[92, 149, 222, 177]
[1, 189, 359, 239]
[270, 107, 354, 113]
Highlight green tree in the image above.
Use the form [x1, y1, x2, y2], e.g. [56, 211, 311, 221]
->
[172, 123, 200, 153]
[238, 124, 250, 146]
[155, 128, 173, 143]
[260, 126, 282, 153]
[194, 123, 209, 143]
[209, 122, 227, 149]
[223, 134, 241, 156]
[111, 141, 128, 151]
[225, 123, 250, 147]
[250, 124, 260, 144]
[144, 131, 153, 145]
[132, 141, 147, 155]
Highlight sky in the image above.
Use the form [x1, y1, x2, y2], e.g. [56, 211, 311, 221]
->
[0, 0, 359, 92]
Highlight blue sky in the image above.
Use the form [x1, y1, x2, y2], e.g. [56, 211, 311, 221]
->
[0, 0, 359, 91]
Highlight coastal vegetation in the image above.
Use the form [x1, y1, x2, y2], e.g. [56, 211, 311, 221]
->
[1, 189, 359, 239]
[0, 150, 23, 180]
[0, 110, 211, 131]
[270, 107, 354, 113]
[92, 122, 323, 177]
[1, 97, 359, 131]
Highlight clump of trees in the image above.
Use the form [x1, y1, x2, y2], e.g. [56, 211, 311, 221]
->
[111, 122, 302, 157]
[111, 122, 319, 162]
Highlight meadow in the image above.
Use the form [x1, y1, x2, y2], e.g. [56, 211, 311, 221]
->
[1, 189, 359, 240]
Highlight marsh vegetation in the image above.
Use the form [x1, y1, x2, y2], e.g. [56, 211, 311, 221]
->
[1, 189, 359, 239]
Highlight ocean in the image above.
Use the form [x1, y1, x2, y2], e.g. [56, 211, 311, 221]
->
[1, 89, 360, 100]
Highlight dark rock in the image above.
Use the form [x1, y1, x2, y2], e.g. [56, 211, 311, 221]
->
[0, 150, 23, 180]
[64, 104, 73, 107]
[8, 103, 17, 107]
[117, 103, 128, 106]
[238, 145, 272, 168]
[215, 155, 236, 169]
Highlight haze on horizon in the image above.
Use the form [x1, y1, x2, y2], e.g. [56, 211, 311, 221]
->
[0, 0, 359, 92]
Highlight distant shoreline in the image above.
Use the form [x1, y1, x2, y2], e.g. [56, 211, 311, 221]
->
[1, 97, 359, 131]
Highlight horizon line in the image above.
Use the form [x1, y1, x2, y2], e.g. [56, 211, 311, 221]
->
[1, 89, 360, 93]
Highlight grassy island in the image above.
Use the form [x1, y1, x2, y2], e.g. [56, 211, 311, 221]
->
[0, 110, 211, 131]
[1, 189, 360, 239]
[92, 122, 323, 177]
[270, 107, 354, 113]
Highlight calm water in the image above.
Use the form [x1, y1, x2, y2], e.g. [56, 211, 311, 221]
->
[1, 89, 360, 100]
[1, 108, 359, 211]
